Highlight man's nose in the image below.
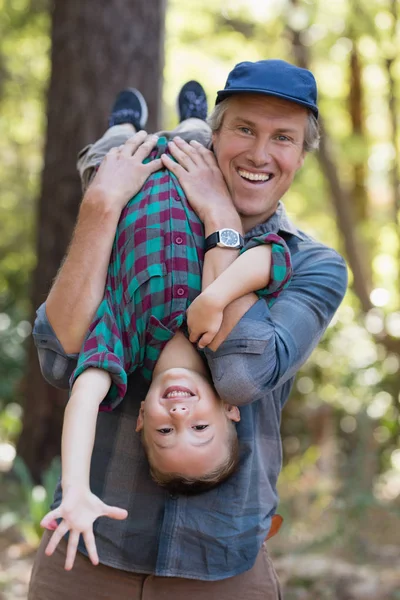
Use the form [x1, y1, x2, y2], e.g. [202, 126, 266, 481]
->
[248, 140, 272, 166]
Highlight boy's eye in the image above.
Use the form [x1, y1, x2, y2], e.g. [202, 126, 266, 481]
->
[157, 427, 173, 434]
[192, 425, 209, 431]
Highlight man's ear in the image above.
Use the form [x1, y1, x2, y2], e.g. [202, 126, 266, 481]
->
[135, 402, 145, 432]
[297, 150, 306, 170]
[224, 404, 241, 423]
[211, 130, 219, 154]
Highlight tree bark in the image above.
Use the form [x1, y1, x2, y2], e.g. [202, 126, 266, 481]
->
[17, 0, 166, 482]
[349, 45, 368, 222]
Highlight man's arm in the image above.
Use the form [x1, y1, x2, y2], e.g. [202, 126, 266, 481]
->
[204, 246, 348, 405]
[46, 189, 122, 354]
[46, 132, 161, 354]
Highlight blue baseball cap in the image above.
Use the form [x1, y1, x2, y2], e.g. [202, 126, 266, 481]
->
[216, 59, 318, 119]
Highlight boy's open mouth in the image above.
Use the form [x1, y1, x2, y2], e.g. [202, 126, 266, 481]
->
[162, 386, 195, 399]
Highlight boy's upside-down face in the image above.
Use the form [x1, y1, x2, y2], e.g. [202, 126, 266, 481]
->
[136, 367, 240, 478]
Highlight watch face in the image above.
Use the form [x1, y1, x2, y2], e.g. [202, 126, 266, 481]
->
[220, 229, 239, 247]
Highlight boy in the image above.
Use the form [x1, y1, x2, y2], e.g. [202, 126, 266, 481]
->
[40, 84, 292, 569]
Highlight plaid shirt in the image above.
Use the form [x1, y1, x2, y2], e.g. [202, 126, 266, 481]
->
[70, 138, 292, 409]
[34, 203, 347, 581]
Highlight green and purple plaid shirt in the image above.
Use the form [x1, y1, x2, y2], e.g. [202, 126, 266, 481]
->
[70, 138, 292, 409]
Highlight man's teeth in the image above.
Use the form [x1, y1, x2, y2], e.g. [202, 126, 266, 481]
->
[238, 169, 270, 182]
[165, 391, 192, 398]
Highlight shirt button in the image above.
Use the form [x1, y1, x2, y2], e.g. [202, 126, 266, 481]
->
[177, 287, 185, 296]
[175, 236, 183, 244]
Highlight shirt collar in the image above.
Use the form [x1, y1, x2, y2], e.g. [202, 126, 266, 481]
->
[245, 202, 305, 241]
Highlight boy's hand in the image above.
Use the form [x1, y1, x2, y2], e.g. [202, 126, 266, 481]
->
[187, 290, 224, 349]
[40, 486, 127, 571]
[86, 131, 162, 212]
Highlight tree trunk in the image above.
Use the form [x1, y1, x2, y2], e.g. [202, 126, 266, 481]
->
[17, 0, 166, 482]
[285, 13, 373, 313]
[349, 45, 367, 222]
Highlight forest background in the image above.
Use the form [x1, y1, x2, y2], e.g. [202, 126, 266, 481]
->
[0, 0, 399, 598]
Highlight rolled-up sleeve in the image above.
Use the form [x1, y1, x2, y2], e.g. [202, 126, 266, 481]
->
[204, 245, 348, 406]
[241, 232, 292, 304]
[70, 293, 129, 411]
[32, 303, 78, 389]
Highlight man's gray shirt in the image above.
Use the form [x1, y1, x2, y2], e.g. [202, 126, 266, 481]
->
[33, 204, 347, 581]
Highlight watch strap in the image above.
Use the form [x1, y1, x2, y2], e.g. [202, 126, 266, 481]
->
[204, 232, 220, 252]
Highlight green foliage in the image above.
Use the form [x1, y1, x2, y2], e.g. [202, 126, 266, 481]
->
[0, 456, 60, 545]
[0, 0, 50, 412]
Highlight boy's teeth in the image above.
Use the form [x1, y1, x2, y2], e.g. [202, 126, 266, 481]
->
[238, 169, 270, 182]
[166, 391, 192, 398]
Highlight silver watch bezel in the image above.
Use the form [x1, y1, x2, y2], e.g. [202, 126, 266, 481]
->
[216, 228, 242, 249]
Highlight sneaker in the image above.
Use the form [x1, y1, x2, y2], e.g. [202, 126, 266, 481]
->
[108, 88, 148, 130]
[177, 81, 208, 122]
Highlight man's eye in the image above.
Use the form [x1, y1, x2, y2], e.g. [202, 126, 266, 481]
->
[276, 135, 290, 142]
[192, 425, 209, 431]
[157, 428, 173, 434]
[239, 126, 252, 135]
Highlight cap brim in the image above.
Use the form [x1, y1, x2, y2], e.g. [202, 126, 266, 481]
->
[216, 88, 318, 118]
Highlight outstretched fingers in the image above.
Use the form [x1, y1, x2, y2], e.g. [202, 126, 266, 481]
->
[45, 520, 70, 557]
[83, 529, 99, 566]
[64, 530, 80, 571]
[41, 508, 60, 531]
[102, 504, 128, 520]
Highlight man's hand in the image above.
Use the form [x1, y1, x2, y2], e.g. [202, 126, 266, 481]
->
[41, 486, 127, 571]
[87, 131, 162, 212]
[161, 137, 239, 227]
[187, 290, 225, 349]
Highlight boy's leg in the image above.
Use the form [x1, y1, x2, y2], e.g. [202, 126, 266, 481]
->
[77, 124, 136, 192]
[77, 88, 148, 193]
[157, 81, 212, 147]
[157, 117, 212, 147]
[78, 81, 212, 193]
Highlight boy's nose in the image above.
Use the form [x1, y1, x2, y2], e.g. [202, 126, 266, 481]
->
[169, 405, 190, 417]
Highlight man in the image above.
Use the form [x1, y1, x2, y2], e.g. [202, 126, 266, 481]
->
[29, 60, 347, 599]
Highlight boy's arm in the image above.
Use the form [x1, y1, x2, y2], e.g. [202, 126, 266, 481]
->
[41, 368, 128, 571]
[46, 132, 161, 354]
[187, 245, 272, 347]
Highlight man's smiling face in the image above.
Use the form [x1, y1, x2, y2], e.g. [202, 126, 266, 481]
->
[212, 94, 307, 232]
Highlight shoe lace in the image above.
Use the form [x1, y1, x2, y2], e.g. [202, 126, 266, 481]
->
[183, 91, 206, 114]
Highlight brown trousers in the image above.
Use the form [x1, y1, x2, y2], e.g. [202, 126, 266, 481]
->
[28, 531, 282, 600]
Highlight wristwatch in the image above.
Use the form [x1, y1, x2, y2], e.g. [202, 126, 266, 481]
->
[204, 228, 244, 252]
